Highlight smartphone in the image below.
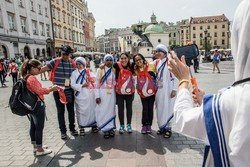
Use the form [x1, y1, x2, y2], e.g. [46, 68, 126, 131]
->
[174, 44, 199, 60]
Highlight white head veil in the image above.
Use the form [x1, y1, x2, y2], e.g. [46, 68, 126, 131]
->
[231, 0, 250, 81]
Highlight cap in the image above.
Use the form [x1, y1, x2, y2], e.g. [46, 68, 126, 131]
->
[61, 45, 72, 55]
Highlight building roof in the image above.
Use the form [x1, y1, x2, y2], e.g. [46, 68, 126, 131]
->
[190, 14, 229, 24]
[144, 24, 164, 34]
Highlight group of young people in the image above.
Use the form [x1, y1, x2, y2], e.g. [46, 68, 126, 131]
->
[20, 43, 178, 156]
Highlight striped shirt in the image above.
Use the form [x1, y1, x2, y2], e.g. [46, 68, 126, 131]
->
[47, 58, 75, 88]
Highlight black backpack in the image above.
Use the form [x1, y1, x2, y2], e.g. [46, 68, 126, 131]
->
[9, 75, 39, 116]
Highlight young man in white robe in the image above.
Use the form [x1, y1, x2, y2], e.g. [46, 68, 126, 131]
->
[70, 57, 97, 136]
[154, 44, 178, 138]
[168, 1, 250, 166]
[95, 54, 116, 139]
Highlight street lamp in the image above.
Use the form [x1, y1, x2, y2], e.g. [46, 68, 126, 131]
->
[204, 29, 209, 61]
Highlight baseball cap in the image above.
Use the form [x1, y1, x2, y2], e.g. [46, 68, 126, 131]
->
[61, 45, 72, 55]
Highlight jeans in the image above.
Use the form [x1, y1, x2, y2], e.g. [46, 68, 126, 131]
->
[29, 101, 45, 147]
[141, 95, 155, 126]
[0, 71, 4, 86]
[53, 90, 75, 134]
[116, 93, 134, 125]
[11, 72, 18, 85]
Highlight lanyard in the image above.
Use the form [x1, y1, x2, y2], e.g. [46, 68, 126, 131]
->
[100, 68, 112, 87]
[62, 60, 72, 78]
[156, 59, 167, 80]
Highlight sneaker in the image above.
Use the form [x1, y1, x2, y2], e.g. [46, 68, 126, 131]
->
[79, 129, 85, 136]
[61, 133, 67, 140]
[33, 145, 49, 153]
[71, 130, 78, 136]
[36, 148, 52, 156]
[146, 125, 152, 134]
[119, 125, 125, 134]
[127, 124, 132, 133]
[141, 126, 147, 134]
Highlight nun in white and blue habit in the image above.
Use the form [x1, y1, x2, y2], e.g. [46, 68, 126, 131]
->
[173, 1, 250, 166]
[95, 54, 116, 139]
[70, 57, 97, 136]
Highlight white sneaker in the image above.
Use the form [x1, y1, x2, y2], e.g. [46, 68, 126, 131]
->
[36, 148, 52, 156]
[33, 145, 48, 153]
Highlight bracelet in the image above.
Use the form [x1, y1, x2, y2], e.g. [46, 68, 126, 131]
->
[178, 79, 191, 89]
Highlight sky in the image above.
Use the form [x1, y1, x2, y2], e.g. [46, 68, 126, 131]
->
[87, 0, 243, 36]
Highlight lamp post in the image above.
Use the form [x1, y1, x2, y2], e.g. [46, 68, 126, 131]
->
[204, 29, 209, 61]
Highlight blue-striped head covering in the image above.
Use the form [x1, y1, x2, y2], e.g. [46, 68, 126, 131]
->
[155, 44, 168, 55]
[75, 57, 86, 66]
[104, 54, 114, 62]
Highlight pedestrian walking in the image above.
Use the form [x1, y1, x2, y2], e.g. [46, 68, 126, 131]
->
[20, 59, 58, 156]
[70, 57, 98, 136]
[9, 59, 18, 85]
[40, 59, 47, 80]
[114, 53, 135, 134]
[0, 59, 7, 87]
[168, 1, 250, 165]
[212, 50, 221, 73]
[40, 45, 78, 140]
[154, 44, 178, 138]
[133, 53, 157, 134]
[95, 54, 116, 139]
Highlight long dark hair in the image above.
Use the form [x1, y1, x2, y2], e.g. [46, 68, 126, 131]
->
[20, 59, 41, 77]
[132, 53, 147, 74]
[119, 52, 131, 69]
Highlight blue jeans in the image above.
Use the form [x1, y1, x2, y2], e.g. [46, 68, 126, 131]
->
[29, 101, 45, 147]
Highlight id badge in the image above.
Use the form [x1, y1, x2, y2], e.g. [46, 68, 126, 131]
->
[65, 78, 70, 87]
[106, 90, 112, 95]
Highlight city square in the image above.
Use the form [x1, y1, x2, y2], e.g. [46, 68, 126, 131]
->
[0, 0, 248, 167]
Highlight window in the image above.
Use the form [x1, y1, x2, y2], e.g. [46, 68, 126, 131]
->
[62, 0, 64, 7]
[75, 18, 77, 27]
[30, 0, 35, 12]
[193, 41, 196, 44]
[186, 35, 189, 40]
[72, 31, 75, 41]
[222, 24, 225, 29]
[75, 8, 77, 16]
[46, 24, 50, 37]
[68, 30, 71, 40]
[19, 0, 24, 7]
[200, 26, 203, 30]
[193, 34, 196, 38]
[68, 16, 70, 25]
[186, 30, 188, 34]
[71, 5, 74, 14]
[200, 40, 203, 45]
[208, 33, 210, 37]
[222, 32, 225, 37]
[222, 39, 225, 45]
[38, 4, 42, 14]
[45, 8, 48, 17]
[214, 32, 217, 37]
[52, 8, 55, 18]
[76, 32, 79, 42]
[207, 25, 210, 29]
[40, 23, 45, 36]
[173, 33, 176, 37]
[58, 27, 61, 38]
[54, 26, 57, 38]
[214, 40, 217, 45]
[8, 13, 15, 30]
[193, 26, 196, 30]
[181, 30, 184, 34]
[78, 10, 80, 17]
[63, 13, 65, 23]
[72, 16, 74, 26]
[64, 28, 67, 39]
[20, 17, 27, 32]
[200, 33, 203, 38]
[169, 33, 171, 38]
[67, 2, 69, 10]
[214, 25, 217, 29]
[32, 20, 38, 35]
[57, 10, 60, 21]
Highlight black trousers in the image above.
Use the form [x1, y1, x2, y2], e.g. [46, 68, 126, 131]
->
[141, 95, 155, 126]
[116, 93, 134, 125]
[0, 71, 4, 86]
[11, 72, 18, 85]
[53, 90, 75, 134]
[29, 101, 45, 147]
[193, 59, 199, 72]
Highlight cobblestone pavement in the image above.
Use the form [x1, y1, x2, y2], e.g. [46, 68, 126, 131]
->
[0, 61, 234, 167]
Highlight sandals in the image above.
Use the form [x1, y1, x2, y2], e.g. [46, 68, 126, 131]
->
[92, 127, 99, 133]
[109, 130, 115, 137]
[104, 132, 110, 139]
[164, 130, 172, 139]
[157, 130, 163, 135]
[80, 129, 85, 136]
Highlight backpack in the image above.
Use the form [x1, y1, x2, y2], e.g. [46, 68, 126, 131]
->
[9, 75, 39, 116]
[49, 58, 76, 83]
[116, 62, 135, 95]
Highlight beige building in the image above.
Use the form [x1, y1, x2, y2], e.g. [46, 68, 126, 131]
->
[190, 14, 230, 50]
[88, 12, 96, 51]
[51, 0, 73, 55]
[179, 19, 191, 46]
[71, 0, 86, 51]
